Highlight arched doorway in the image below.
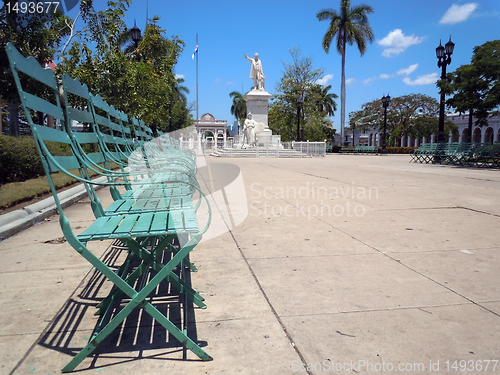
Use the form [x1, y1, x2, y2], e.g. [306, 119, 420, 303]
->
[472, 127, 481, 143]
[484, 127, 494, 144]
[461, 128, 469, 143]
[203, 130, 215, 149]
[217, 133, 224, 148]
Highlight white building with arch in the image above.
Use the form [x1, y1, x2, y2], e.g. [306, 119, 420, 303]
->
[192, 113, 228, 149]
[343, 114, 500, 147]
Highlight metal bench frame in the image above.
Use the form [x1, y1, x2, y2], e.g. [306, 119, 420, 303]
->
[6, 42, 213, 372]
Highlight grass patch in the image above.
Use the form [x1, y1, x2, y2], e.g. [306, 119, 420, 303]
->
[0, 162, 119, 210]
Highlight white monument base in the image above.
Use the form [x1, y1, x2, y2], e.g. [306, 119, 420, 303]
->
[244, 90, 272, 128]
[256, 129, 272, 146]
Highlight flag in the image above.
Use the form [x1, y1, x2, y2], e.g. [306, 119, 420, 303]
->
[192, 43, 198, 59]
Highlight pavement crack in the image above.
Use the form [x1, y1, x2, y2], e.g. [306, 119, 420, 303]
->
[200, 167, 314, 375]
[336, 330, 356, 338]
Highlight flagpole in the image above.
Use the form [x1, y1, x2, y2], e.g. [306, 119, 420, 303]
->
[196, 33, 199, 135]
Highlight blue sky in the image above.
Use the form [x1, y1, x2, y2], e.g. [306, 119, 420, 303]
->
[67, 0, 499, 131]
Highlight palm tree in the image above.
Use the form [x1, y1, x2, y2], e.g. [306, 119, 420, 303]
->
[174, 77, 189, 103]
[229, 91, 247, 134]
[317, 0, 374, 145]
[166, 77, 189, 131]
[317, 85, 338, 116]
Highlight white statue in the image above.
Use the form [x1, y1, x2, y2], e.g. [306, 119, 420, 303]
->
[243, 112, 257, 147]
[245, 53, 265, 91]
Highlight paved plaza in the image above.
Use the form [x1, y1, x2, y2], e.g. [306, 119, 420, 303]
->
[1, 154, 500, 374]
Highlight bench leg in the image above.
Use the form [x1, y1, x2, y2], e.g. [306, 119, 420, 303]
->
[63, 236, 211, 372]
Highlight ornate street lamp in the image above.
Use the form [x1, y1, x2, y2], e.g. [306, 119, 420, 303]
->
[131, 20, 141, 47]
[297, 95, 303, 141]
[381, 94, 391, 154]
[436, 37, 455, 144]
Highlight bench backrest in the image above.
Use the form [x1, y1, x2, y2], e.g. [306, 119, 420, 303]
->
[5, 42, 102, 239]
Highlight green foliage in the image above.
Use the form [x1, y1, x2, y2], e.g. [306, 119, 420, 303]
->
[316, 0, 375, 143]
[350, 94, 441, 143]
[269, 47, 337, 141]
[472, 40, 500, 115]
[57, 1, 190, 132]
[316, 0, 375, 56]
[229, 91, 247, 129]
[0, 135, 71, 184]
[0, 1, 72, 101]
[439, 40, 500, 126]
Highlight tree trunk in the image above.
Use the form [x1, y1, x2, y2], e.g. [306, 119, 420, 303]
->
[0, 97, 3, 135]
[340, 36, 346, 146]
[47, 115, 54, 128]
[9, 99, 20, 137]
[38, 111, 44, 126]
[468, 109, 473, 143]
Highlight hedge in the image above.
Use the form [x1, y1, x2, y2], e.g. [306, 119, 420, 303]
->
[383, 147, 417, 154]
[0, 134, 71, 185]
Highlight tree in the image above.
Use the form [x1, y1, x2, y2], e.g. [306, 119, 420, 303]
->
[440, 64, 486, 143]
[167, 77, 191, 131]
[316, 0, 374, 146]
[472, 40, 500, 116]
[58, 1, 189, 133]
[0, 0, 73, 136]
[349, 94, 455, 146]
[439, 40, 500, 142]
[229, 91, 247, 134]
[314, 84, 338, 116]
[269, 47, 336, 141]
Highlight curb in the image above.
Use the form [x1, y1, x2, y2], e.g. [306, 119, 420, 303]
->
[0, 176, 108, 241]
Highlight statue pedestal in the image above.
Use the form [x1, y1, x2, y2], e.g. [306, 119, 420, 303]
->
[244, 90, 272, 128]
[257, 129, 272, 146]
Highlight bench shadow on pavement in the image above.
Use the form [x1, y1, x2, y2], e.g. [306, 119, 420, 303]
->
[38, 239, 206, 370]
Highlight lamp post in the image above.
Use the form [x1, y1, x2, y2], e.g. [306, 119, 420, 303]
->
[436, 37, 455, 144]
[381, 94, 391, 154]
[297, 95, 303, 141]
[131, 20, 141, 47]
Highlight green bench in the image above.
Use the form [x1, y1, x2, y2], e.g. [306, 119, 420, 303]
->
[6, 42, 213, 372]
[410, 143, 438, 163]
[410, 142, 499, 168]
[340, 145, 378, 154]
[475, 142, 500, 168]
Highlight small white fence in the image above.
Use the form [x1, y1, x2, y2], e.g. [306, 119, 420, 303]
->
[177, 136, 326, 158]
[283, 141, 326, 157]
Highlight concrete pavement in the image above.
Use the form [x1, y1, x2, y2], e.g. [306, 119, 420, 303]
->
[1, 154, 500, 374]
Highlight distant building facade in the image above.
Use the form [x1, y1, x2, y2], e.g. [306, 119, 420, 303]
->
[192, 112, 228, 148]
[342, 114, 500, 147]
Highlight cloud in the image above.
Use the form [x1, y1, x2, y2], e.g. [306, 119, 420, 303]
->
[379, 64, 418, 80]
[226, 81, 237, 85]
[213, 78, 221, 84]
[362, 77, 377, 85]
[397, 63, 419, 76]
[440, 3, 478, 24]
[175, 74, 185, 80]
[377, 29, 425, 57]
[345, 78, 356, 85]
[316, 74, 334, 86]
[403, 73, 439, 86]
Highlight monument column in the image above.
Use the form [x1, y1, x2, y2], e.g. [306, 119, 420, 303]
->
[243, 90, 272, 128]
[244, 91, 272, 146]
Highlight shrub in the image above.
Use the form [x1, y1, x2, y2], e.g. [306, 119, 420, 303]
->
[380, 147, 416, 154]
[0, 135, 71, 184]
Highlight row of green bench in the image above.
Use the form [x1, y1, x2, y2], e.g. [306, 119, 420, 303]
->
[410, 142, 500, 167]
[340, 145, 378, 154]
[6, 42, 212, 371]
